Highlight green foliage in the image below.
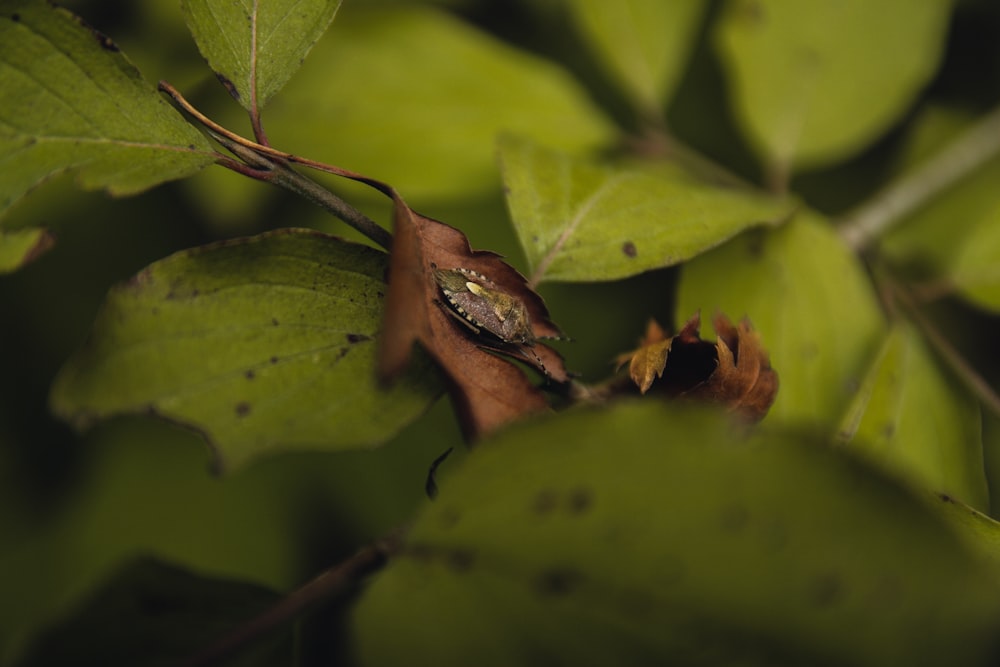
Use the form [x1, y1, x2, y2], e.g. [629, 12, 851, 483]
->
[51, 229, 441, 471]
[354, 404, 1000, 667]
[181, 0, 342, 111]
[265, 4, 617, 200]
[714, 0, 953, 171]
[499, 133, 793, 282]
[0, 0, 214, 218]
[4, 0, 1000, 665]
[676, 211, 886, 428]
[839, 323, 987, 510]
[564, 0, 707, 115]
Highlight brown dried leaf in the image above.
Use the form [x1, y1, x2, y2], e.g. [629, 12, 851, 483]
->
[690, 314, 779, 422]
[617, 312, 778, 421]
[615, 319, 669, 394]
[379, 193, 568, 442]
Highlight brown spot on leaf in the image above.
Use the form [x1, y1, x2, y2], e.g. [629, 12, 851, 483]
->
[346, 333, 371, 344]
[11, 13, 20, 21]
[809, 573, 844, 608]
[234, 401, 251, 417]
[270, 356, 279, 364]
[216, 73, 240, 101]
[719, 505, 749, 533]
[533, 489, 558, 515]
[447, 548, 476, 572]
[245, 370, 255, 380]
[94, 30, 119, 51]
[622, 241, 637, 258]
[271, 318, 279, 326]
[536, 568, 584, 597]
[568, 487, 594, 514]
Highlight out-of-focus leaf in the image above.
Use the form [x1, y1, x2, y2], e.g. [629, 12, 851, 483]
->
[946, 200, 1000, 310]
[51, 229, 441, 472]
[353, 403, 1000, 667]
[837, 322, 987, 510]
[499, 134, 792, 283]
[714, 0, 952, 172]
[879, 108, 1000, 275]
[0, 227, 54, 273]
[676, 210, 885, 428]
[0, 2, 214, 219]
[180, 0, 342, 110]
[19, 558, 287, 667]
[267, 5, 616, 200]
[563, 0, 707, 115]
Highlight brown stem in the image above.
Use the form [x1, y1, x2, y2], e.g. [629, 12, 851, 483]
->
[179, 531, 405, 667]
[159, 81, 392, 250]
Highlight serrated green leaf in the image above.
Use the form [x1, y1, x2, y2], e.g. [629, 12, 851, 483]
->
[0, 226, 53, 273]
[51, 229, 442, 472]
[353, 403, 1000, 667]
[266, 5, 616, 201]
[180, 0, 341, 111]
[837, 322, 987, 510]
[714, 0, 952, 172]
[0, 2, 214, 219]
[499, 135, 793, 283]
[676, 211, 885, 428]
[564, 0, 707, 115]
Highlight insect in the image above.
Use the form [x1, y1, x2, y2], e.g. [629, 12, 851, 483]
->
[433, 267, 537, 346]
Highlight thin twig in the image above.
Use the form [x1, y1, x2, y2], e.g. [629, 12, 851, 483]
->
[159, 81, 392, 249]
[892, 282, 1000, 419]
[179, 531, 405, 667]
[839, 104, 1000, 251]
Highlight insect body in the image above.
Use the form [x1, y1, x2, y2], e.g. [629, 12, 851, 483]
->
[433, 267, 536, 346]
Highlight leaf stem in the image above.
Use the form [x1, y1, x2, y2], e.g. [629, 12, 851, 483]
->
[890, 281, 1000, 419]
[179, 530, 404, 667]
[838, 104, 1000, 251]
[159, 81, 393, 250]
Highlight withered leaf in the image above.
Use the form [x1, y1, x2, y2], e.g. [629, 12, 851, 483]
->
[617, 312, 777, 421]
[379, 192, 569, 442]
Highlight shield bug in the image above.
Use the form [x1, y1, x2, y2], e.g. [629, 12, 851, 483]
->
[433, 267, 536, 346]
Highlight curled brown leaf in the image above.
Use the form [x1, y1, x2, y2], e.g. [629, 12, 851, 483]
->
[616, 312, 778, 421]
[379, 194, 569, 442]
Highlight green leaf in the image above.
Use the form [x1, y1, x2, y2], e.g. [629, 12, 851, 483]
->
[266, 5, 616, 201]
[946, 200, 1000, 310]
[713, 0, 952, 172]
[563, 0, 707, 115]
[352, 403, 1000, 667]
[0, 2, 214, 219]
[19, 558, 287, 667]
[51, 229, 441, 472]
[180, 0, 342, 111]
[676, 211, 885, 428]
[0, 226, 54, 273]
[499, 134, 793, 283]
[837, 322, 987, 510]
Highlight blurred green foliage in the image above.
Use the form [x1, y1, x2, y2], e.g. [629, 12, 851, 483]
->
[3, 0, 1000, 665]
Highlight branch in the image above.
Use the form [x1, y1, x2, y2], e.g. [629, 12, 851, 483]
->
[159, 81, 393, 250]
[839, 105, 1000, 251]
[179, 531, 405, 667]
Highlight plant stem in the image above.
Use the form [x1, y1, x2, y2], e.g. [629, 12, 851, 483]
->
[214, 136, 393, 250]
[159, 81, 393, 250]
[180, 531, 404, 667]
[839, 104, 1000, 251]
[891, 282, 1000, 419]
